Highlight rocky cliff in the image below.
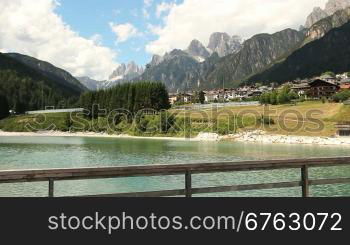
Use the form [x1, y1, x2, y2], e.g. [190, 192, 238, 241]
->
[247, 21, 350, 84]
[305, 7, 350, 42]
[186, 39, 210, 61]
[207, 32, 242, 57]
[305, 7, 328, 28]
[204, 29, 305, 87]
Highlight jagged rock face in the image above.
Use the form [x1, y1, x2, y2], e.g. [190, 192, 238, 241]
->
[140, 49, 200, 91]
[140, 29, 304, 91]
[229, 35, 243, 54]
[140, 1, 350, 92]
[109, 62, 144, 81]
[186, 39, 210, 61]
[207, 32, 230, 56]
[325, 0, 350, 15]
[305, 7, 328, 28]
[206, 29, 305, 86]
[305, 7, 350, 41]
[305, 0, 350, 29]
[248, 21, 350, 84]
[207, 32, 242, 57]
[142, 33, 242, 90]
[149, 55, 163, 67]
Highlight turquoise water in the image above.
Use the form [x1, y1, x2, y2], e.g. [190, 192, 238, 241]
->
[0, 136, 350, 197]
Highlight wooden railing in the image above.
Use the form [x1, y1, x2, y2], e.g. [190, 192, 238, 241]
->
[1, 157, 350, 197]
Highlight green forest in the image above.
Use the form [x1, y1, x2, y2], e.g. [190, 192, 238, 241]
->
[79, 81, 171, 117]
[0, 53, 81, 113]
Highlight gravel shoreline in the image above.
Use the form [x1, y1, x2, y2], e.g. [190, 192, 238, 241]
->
[0, 130, 195, 141]
[222, 130, 350, 146]
[1, 130, 350, 146]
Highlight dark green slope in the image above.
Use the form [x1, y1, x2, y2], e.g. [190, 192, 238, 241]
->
[0, 53, 85, 112]
[5, 53, 87, 94]
[247, 21, 350, 84]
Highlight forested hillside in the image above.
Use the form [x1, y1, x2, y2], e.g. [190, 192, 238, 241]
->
[0, 53, 84, 113]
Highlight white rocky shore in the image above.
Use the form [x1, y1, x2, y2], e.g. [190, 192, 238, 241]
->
[222, 130, 350, 146]
[0, 130, 189, 141]
[1, 130, 350, 146]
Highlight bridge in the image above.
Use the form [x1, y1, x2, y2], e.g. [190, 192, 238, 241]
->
[0, 157, 350, 197]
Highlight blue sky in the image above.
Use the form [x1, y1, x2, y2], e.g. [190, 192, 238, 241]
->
[56, 0, 180, 66]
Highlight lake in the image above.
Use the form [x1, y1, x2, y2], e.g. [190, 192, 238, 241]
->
[0, 136, 350, 197]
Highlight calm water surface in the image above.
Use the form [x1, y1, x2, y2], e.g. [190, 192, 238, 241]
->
[0, 136, 350, 197]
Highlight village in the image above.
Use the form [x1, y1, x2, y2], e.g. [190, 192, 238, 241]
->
[169, 72, 350, 105]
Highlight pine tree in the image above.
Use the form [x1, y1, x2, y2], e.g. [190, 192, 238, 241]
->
[0, 94, 10, 119]
[199, 91, 205, 104]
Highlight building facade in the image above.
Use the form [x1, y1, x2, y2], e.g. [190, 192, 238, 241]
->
[307, 79, 339, 99]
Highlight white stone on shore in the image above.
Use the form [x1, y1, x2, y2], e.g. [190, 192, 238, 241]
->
[195, 132, 221, 142]
[226, 130, 350, 146]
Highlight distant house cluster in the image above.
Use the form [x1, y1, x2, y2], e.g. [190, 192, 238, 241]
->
[169, 86, 273, 105]
[290, 73, 350, 99]
[168, 72, 350, 105]
[203, 86, 272, 102]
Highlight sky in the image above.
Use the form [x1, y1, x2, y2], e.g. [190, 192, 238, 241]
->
[0, 0, 329, 81]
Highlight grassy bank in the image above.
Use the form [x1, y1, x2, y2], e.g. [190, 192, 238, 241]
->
[1, 101, 349, 137]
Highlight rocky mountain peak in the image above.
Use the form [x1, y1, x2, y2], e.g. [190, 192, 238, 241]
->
[186, 39, 210, 62]
[305, 0, 350, 28]
[325, 0, 350, 15]
[109, 62, 144, 81]
[163, 49, 189, 60]
[207, 32, 242, 57]
[305, 7, 350, 41]
[229, 35, 243, 54]
[149, 54, 163, 67]
[305, 7, 328, 28]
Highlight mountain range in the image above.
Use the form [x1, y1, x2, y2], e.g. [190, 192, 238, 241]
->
[77, 61, 144, 91]
[75, 32, 244, 91]
[305, 0, 350, 28]
[74, 0, 350, 92]
[247, 17, 350, 84]
[1, 0, 350, 95]
[137, 1, 350, 92]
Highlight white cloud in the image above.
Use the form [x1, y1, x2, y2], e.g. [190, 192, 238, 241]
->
[156, 2, 176, 18]
[90, 34, 103, 46]
[110, 22, 140, 43]
[144, 0, 153, 8]
[147, 23, 163, 35]
[0, 0, 117, 80]
[146, 0, 328, 55]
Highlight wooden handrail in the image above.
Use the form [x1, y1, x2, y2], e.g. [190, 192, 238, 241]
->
[1, 156, 350, 197]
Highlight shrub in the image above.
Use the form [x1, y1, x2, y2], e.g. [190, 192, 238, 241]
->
[332, 90, 350, 103]
[258, 116, 275, 125]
